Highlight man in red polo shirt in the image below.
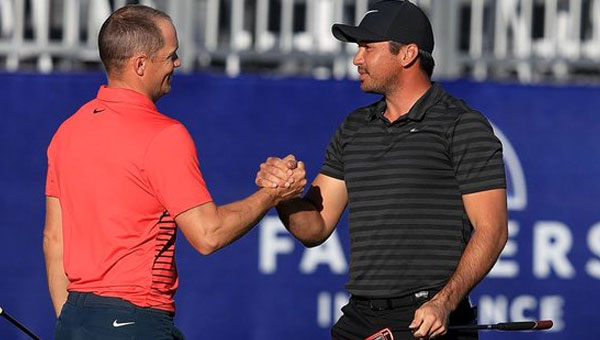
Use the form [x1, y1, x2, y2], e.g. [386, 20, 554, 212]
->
[43, 5, 305, 340]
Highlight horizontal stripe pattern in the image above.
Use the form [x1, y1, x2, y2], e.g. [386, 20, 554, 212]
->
[321, 83, 506, 298]
[151, 212, 178, 296]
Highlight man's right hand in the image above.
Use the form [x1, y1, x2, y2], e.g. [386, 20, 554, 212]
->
[256, 156, 348, 247]
[256, 154, 307, 204]
[255, 154, 300, 189]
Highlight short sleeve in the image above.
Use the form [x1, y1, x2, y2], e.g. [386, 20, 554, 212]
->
[144, 124, 212, 217]
[320, 126, 344, 180]
[450, 111, 507, 194]
[46, 139, 60, 198]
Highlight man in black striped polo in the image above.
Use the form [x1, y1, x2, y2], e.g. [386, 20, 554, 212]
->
[255, 1, 508, 339]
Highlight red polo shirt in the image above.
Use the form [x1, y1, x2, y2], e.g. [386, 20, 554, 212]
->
[46, 86, 212, 312]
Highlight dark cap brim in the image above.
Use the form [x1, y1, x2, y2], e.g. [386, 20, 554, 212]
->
[331, 24, 389, 43]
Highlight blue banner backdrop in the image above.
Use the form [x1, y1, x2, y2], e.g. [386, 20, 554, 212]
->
[0, 73, 598, 340]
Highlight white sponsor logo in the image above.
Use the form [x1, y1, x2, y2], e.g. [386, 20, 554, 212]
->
[112, 320, 135, 328]
[415, 291, 429, 298]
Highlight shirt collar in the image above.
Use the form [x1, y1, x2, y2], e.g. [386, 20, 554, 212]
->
[366, 99, 388, 121]
[367, 82, 445, 122]
[96, 85, 157, 112]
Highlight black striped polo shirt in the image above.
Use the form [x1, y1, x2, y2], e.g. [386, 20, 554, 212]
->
[320, 83, 506, 298]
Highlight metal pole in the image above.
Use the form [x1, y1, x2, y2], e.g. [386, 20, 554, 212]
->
[430, 0, 461, 79]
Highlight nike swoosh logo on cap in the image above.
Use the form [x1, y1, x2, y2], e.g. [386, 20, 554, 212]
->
[113, 320, 135, 328]
[362, 10, 379, 20]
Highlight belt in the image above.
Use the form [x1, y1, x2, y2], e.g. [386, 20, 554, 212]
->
[66, 292, 172, 316]
[351, 290, 436, 311]
[67, 292, 137, 310]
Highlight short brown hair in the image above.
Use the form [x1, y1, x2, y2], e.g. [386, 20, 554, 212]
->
[98, 5, 172, 76]
[388, 41, 435, 79]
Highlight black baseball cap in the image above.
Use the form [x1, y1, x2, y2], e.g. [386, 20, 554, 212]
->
[331, 0, 434, 53]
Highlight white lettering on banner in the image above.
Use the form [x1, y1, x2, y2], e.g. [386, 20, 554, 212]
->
[317, 292, 349, 328]
[317, 292, 331, 328]
[488, 221, 519, 278]
[479, 295, 508, 323]
[533, 221, 576, 278]
[478, 295, 564, 332]
[259, 216, 347, 274]
[300, 231, 347, 274]
[585, 222, 600, 279]
[510, 295, 537, 321]
[540, 296, 565, 331]
[256, 215, 598, 334]
[259, 216, 294, 274]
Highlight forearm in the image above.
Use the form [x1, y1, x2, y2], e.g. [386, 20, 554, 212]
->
[255, 160, 344, 247]
[410, 227, 506, 338]
[43, 239, 68, 317]
[276, 198, 329, 247]
[209, 188, 278, 251]
[43, 197, 67, 317]
[434, 225, 507, 309]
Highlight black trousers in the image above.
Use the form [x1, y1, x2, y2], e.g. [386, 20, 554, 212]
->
[55, 292, 186, 340]
[331, 292, 478, 340]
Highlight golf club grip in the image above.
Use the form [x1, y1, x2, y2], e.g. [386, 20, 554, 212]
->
[495, 320, 553, 330]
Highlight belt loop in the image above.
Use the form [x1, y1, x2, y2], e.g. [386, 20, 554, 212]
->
[78, 292, 87, 305]
[68, 291, 82, 305]
[81, 292, 89, 305]
[368, 301, 387, 311]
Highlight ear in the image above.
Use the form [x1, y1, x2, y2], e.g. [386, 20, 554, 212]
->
[401, 44, 419, 67]
[133, 55, 148, 76]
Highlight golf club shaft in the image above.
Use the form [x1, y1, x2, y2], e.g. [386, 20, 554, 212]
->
[448, 320, 553, 331]
[385, 319, 554, 333]
[0, 306, 43, 340]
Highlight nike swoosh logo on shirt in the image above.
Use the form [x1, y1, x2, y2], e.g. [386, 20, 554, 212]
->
[93, 108, 105, 114]
[113, 320, 135, 328]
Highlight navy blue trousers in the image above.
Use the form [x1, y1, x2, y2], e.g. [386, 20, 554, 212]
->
[55, 292, 185, 340]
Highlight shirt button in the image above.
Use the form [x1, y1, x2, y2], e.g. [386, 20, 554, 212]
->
[387, 127, 393, 133]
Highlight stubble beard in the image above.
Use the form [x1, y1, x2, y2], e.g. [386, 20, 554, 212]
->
[360, 73, 396, 95]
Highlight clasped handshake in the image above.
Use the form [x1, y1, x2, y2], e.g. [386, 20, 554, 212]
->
[255, 154, 307, 204]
